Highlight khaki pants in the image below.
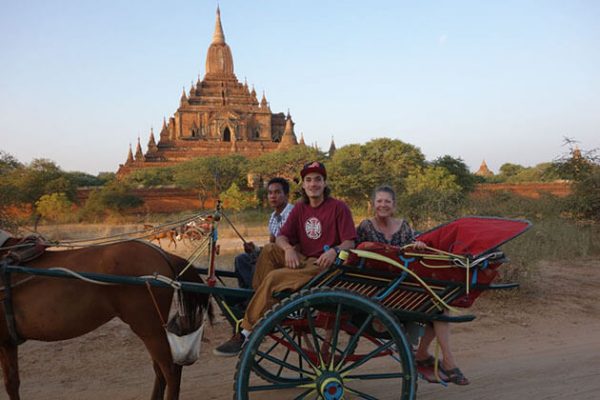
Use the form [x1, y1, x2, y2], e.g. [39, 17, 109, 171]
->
[240, 243, 320, 331]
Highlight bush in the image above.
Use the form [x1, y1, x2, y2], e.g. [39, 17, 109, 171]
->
[220, 183, 257, 212]
[35, 192, 74, 223]
[398, 166, 462, 228]
[80, 183, 143, 221]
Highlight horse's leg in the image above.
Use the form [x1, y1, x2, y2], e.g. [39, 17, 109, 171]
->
[151, 360, 166, 400]
[140, 336, 181, 400]
[0, 343, 20, 400]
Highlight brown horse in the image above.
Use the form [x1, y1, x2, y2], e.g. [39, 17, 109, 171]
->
[144, 224, 178, 249]
[0, 239, 211, 400]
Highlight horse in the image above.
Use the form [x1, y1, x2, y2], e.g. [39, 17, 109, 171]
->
[0, 237, 212, 400]
[144, 224, 178, 249]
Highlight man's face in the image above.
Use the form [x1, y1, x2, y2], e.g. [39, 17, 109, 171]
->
[302, 172, 326, 199]
[267, 183, 288, 210]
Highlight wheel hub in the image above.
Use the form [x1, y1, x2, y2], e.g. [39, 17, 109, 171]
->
[318, 372, 344, 400]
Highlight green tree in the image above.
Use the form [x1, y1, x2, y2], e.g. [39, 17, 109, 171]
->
[97, 172, 116, 185]
[498, 163, 526, 180]
[0, 150, 22, 175]
[220, 182, 257, 212]
[329, 138, 426, 206]
[36, 192, 74, 222]
[174, 155, 249, 208]
[399, 166, 462, 227]
[505, 162, 561, 183]
[431, 155, 476, 193]
[250, 146, 323, 182]
[124, 167, 175, 187]
[66, 171, 106, 187]
[80, 182, 143, 220]
[568, 166, 600, 220]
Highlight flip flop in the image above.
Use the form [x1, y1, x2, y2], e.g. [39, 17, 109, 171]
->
[440, 366, 470, 385]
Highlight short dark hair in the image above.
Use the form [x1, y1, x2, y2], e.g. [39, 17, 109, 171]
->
[267, 177, 290, 195]
[372, 185, 396, 204]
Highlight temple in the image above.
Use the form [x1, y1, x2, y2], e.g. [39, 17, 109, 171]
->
[475, 160, 494, 177]
[117, 7, 297, 177]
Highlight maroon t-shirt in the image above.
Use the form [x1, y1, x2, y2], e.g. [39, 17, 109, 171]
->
[279, 197, 357, 258]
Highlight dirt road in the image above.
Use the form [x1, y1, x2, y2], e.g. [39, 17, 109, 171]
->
[14, 259, 600, 399]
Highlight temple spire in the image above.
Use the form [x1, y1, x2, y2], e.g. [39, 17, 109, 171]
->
[278, 113, 298, 149]
[126, 144, 134, 164]
[212, 6, 226, 44]
[328, 136, 336, 156]
[134, 137, 144, 161]
[205, 6, 235, 77]
[260, 91, 268, 108]
[147, 128, 158, 153]
[180, 87, 188, 105]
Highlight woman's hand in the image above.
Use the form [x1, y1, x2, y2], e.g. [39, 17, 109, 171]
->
[413, 240, 427, 250]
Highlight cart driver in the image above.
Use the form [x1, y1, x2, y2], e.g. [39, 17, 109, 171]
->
[214, 161, 357, 356]
[234, 177, 294, 289]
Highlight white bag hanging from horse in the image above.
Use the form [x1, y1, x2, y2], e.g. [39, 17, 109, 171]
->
[165, 289, 206, 366]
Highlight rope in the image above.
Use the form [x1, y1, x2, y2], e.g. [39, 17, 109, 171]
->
[219, 210, 247, 244]
[349, 249, 459, 313]
[0, 276, 36, 292]
[145, 281, 167, 326]
[47, 267, 117, 285]
[39, 267, 184, 290]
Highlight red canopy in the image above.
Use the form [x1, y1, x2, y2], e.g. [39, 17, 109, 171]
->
[416, 217, 531, 258]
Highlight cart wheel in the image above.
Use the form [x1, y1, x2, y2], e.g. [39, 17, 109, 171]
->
[234, 288, 416, 400]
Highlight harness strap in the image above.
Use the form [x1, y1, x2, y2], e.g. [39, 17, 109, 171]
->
[0, 262, 25, 345]
[145, 281, 167, 327]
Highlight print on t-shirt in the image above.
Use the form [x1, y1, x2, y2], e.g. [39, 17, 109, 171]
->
[305, 217, 322, 240]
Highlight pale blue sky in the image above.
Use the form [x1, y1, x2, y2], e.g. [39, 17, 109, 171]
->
[1, 1, 598, 174]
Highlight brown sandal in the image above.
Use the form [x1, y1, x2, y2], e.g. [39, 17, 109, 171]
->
[440, 367, 470, 385]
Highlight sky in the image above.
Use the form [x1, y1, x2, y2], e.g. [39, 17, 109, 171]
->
[1, 0, 599, 175]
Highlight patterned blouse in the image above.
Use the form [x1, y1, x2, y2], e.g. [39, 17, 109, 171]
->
[356, 219, 415, 247]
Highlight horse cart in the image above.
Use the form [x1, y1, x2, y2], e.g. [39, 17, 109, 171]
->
[0, 206, 531, 400]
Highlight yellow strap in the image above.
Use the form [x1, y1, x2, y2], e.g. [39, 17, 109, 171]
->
[350, 249, 459, 313]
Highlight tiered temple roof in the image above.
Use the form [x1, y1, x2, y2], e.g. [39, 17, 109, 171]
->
[118, 7, 297, 177]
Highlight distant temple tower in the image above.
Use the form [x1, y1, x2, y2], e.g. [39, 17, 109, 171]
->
[475, 160, 494, 177]
[117, 7, 297, 176]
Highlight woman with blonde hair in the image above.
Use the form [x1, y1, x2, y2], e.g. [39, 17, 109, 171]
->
[356, 185, 469, 385]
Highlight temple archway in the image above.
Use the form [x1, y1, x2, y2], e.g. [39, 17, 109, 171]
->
[223, 127, 231, 142]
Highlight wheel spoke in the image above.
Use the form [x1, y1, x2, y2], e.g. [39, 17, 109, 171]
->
[255, 334, 283, 364]
[255, 349, 315, 378]
[248, 381, 316, 392]
[306, 306, 325, 367]
[328, 303, 343, 369]
[335, 314, 374, 370]
[275, 339, 293, 378]
[293, 388, 318, 400]
[275, 322, 320, 373]
[345, 372, 406, 380]
[339, 340, 394, 375]
[345, 385, 379, 400]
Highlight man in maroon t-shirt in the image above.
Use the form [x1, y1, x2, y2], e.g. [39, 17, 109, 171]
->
[214, 161, 356, 356]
